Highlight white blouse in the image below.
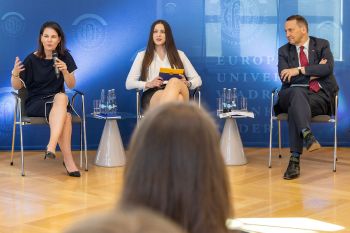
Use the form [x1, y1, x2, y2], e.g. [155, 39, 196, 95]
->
[125, 50, 202, 91]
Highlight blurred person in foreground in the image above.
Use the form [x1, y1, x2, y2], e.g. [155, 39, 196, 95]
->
[121, 102, 241, 233]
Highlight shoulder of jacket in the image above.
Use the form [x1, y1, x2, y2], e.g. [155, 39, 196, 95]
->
[279, 43, 292, 52]
[177, 50, 185, 56]
[310, 36, 328, 45]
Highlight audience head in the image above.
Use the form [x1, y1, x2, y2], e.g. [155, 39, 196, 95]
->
[37, 21, 67, 58]
[141, 19, 183, 80]
[122, 102, 231, 233]
[65, 206, 187, 233]
[285, 15, 309, 46]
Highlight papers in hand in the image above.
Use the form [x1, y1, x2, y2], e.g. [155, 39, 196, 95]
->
[159, 67, 184, 81]
[219, 110, 254, 119]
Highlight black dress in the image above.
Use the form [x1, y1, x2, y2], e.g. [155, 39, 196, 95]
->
[19, 51, 77, 117]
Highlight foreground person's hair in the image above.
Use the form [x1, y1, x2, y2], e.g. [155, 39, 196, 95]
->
[122, 102, 232, 233]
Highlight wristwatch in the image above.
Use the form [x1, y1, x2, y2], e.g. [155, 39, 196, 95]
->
[297, 66, 302, 75]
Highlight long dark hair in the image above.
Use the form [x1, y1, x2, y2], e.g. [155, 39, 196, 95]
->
[140, 19, 184, 81]
[37, 21, 67, 58]
[121, 103, 231, 233]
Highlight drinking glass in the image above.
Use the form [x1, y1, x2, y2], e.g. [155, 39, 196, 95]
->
[217, 97, 223, 115]
[241, 97, 247, 111]
[93, 99, 101, 115]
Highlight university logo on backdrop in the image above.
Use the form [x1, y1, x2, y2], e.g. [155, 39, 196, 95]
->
[1, 12, 25, 37]
[72, 14, 107, 50]
[221, 0, 264, 47]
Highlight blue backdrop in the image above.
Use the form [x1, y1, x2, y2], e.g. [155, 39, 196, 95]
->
[1, 0, 349, 150]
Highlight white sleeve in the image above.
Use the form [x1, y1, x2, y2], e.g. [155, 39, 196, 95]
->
[179, 51, 202, 89]
[125, 51, 147, 90]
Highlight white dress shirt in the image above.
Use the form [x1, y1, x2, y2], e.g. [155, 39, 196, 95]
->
[125, 50, 202, 91]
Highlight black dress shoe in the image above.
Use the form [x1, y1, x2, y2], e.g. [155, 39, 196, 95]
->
[304, 132, 321, 152]
[44, 151, 56, 159]
[283, 156, 300, 180]
[63, 162, 81, 177]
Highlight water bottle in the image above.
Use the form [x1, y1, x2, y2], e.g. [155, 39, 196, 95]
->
[222, 88, 227, 113]
[107, 89, 113, 115]
[111, 89, 117, 114]
[109, 89, 116, 115]
[100, 89, 106, 114]
[227, 89, 232, 112]
[232, 88, 237, 110]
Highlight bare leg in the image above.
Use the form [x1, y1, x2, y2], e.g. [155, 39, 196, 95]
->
[160, 78, 189, 104]
[58, 113, 79, 172]
[47, 93, 69, 153]
[148, 79, 189, 110]
[178, 94, 184, 102]
[149, 90, 164, 109]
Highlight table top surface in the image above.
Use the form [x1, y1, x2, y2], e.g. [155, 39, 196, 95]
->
[218, 110, 255, 119]
[88, 112, 136, 120]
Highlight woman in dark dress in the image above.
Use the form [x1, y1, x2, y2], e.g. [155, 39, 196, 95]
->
[11, 21, 80, 177]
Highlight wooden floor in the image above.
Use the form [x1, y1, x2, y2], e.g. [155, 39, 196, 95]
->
[0, 148, 349, 233]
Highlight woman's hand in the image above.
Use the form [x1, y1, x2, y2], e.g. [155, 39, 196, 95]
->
[146, 76, 163, 88]
[12, 56, 25, 77]
[54, 58, 68, 73]
[180, 75, 191, 88]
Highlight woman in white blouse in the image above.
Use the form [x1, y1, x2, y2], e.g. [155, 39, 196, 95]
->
[126, 19, 202, 110]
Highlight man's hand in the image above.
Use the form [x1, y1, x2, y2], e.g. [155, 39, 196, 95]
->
[280, 68, 299, 82]
[319, 58, 327, 64]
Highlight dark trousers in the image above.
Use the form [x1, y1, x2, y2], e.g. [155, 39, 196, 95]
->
[275, 87, 330, 154]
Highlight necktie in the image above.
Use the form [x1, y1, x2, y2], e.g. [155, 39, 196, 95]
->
[300, 46, 320, 92]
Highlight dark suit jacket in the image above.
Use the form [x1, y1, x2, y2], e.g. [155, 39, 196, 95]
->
[277, 36, 339, 115]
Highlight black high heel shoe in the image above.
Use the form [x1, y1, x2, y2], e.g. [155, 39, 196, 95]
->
[44, 151, 56, 159]
[63, 162, 81, 177]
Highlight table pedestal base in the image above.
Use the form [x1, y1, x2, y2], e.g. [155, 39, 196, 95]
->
[95, 120, 125, 167]
[220, 118, 247, 165]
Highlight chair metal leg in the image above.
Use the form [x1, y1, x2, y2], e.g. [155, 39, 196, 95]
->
[268, 91, 275, 168]
[136, 90, 141, 126]
[82, 95, 88, 171]
[333, 123, 337, 172]
[80, 121, 83, 169]
[278, 120, 282, 158]
[333, 95, 338, 172]
[17, 98, 25, 176]
[268, 116, 273, 168]
[83, 121, 88, 171]
[19, 122, 25, 176]
[198, 90, 201, 108]
[11, 104, 17, 166]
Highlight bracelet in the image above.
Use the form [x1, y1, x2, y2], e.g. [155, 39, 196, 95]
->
[187, 81, 192, 88]
[11, 70, 19, 78]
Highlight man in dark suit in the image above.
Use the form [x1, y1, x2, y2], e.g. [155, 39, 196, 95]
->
[275, 15, 339, 180]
